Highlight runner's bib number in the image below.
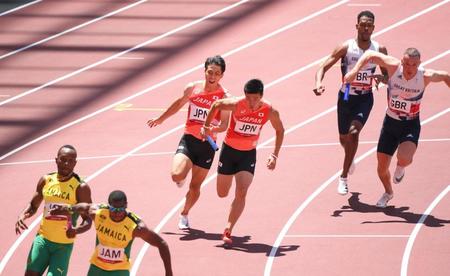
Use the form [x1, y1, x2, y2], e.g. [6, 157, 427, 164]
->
[189, 104, 208, 122]
[351, 69, 373, 86]
[234, 121, 261, 136]
[97, 244, 125, 263]
[389, 97, 412, 113]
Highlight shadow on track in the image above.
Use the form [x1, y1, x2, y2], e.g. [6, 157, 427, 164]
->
[332, 192, 450, 227]
[163, 228, 300, 256]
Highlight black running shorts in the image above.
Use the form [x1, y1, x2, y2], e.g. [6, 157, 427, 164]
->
[217, 143, 256, 175]
[175, 134, 216, 169]
[377, 115, 421, 156]
[337, 91, 374, 134]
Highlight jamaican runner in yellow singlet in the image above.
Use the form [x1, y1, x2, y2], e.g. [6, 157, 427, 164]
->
[16, 145, 92, 276]
[52, 190, 173, 276]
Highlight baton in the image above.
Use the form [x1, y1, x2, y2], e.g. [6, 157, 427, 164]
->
[343, 83, 350, 102]
[206, 135, 219, 151]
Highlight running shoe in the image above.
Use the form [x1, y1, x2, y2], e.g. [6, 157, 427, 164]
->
[178, 215, 190, 230]
[393, 166, 405, 184]
[337, 177, 348, 195]
[376, 193, 393, 208]
[222, 229, 232, 246]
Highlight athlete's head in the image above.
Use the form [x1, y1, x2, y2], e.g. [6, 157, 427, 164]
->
[108, 190, 128, 222]
[401, 47, 421, 80]
[356, 10, 375, 42]
[204, 55, 225, 86]
[55, 145, 77, 179]
[244, 79, 264, 109]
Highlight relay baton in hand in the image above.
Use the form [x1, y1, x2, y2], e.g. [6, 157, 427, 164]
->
[343, 83, 350, 102]
[206, 135, 219, 151]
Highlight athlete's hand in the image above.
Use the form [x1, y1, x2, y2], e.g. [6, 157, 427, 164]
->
[147, 118, 163, 128]
[65, 218, 77, 238]
[369, 74, 386, 90]
[15, 214, 29, 235]
[266, 154, 277, 170]
[200, 125, 213, 140]
[66, 227, 77, 238]
[313, 85, 325, 96]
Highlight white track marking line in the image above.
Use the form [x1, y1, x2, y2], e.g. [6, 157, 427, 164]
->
[114, 56, 145, 60]
[263, 43, 450, 275]
[401, 185, 450, 276]
[285, 234, 409, 238]
[3, 138, 450, 166]
[0, 0, 349, 161]
[0, 0, 250, 106]
[0, 0, 41, 17]
[0, 0, 148, 61]
[347, 3, 381, 7]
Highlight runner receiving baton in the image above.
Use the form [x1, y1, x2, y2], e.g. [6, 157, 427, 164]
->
[201, 79, 284, 246]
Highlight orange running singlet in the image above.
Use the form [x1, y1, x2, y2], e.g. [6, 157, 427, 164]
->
[185, 81, 226, 140]
[224, 97, 271, 151]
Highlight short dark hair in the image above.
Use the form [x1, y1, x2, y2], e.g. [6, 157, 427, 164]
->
[404, 47, 421, 59]
[108, 190, 127, 205]
[58, 144, 77, 156]
[204, 55, 226, 73]
[244, 79, 264, 95]
[357, 10, 375, 23]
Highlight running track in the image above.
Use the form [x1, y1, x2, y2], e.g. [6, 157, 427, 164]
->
[0, 0, 449, 275]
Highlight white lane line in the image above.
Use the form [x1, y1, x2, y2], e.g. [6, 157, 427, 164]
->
[263, 44, 450, 275]
[0, 0, 250, 106]
[0, 151, 175, 166]
[261, 138, 450, 149]
[347, 3, 381, 7]
[401, 185, 450, 276]
[3, 138, 450, 167]
[114, 56, 145, 60]
[0, 0, 41, 17]
[0, 0, 148, 61]
[0, 0, 349, 161]
[285, 234, 409, 238]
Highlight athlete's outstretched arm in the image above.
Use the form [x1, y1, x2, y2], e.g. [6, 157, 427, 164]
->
[50, 202, 97, 219]
[424, 69, 450, 87]
[134, 221, 173, 276]
[344, 50, 399, 83]
[201, 97, 239, 138]
[314, 43, 348, 95]
[147, 82, 193, 127]
[267, 107, 285, 170]
[15, 176, 45, 234]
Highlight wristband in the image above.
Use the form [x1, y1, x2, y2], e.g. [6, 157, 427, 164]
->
[270, 153, 278, 159]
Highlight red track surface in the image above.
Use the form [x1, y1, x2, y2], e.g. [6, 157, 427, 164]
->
[0, 0, 449, 275]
